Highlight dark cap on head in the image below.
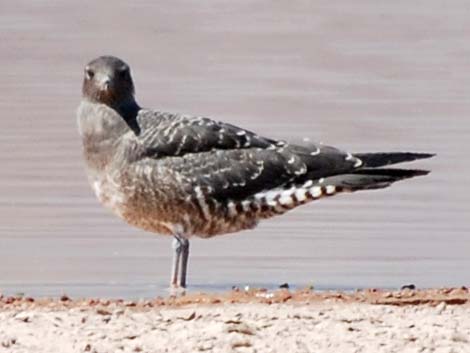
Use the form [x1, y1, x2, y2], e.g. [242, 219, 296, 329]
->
[82, 56, 135, 108]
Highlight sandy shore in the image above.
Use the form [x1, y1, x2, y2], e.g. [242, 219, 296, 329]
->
[0, 288, 469, 353]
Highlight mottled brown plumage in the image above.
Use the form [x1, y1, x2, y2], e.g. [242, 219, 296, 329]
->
[77, 56, 433, 289]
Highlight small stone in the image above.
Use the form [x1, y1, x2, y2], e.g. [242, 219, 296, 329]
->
[435, 302, 446, 314]
[347, 327, 360, 332]
[1, 338, 17, 348]
[60, 294, 71, 302]
[96, 309, 112, 316]
[102, 316, 111, 324]
[197, 342, 214, 351]
[225, 319, 242, 324]
[178, 311, 196, 321]
[231, 339, 252, 348]
[15, 312, 31, 323]
[225, 323, 255, 335]
[113, 309, 125, 316]
[280, 293, 292, 302]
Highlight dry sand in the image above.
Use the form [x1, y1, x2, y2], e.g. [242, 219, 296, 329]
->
[0, 288, 469, 353]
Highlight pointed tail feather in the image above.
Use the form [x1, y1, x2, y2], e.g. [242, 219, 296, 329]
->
[354, 152, 435, 168]
[320, 168, 430, 191]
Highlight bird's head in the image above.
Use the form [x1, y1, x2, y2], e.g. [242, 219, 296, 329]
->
[82, 56, 136, 108]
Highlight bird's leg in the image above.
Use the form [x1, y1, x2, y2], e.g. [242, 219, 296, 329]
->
[170, 237, 182, 288]
[178, 238, 190, 288]
[170, 235, 190, 289]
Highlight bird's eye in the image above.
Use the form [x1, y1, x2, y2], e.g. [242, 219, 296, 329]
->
[85, 68, 94, 80]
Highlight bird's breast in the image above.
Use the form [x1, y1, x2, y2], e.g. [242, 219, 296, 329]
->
[90, 175, 129, 218]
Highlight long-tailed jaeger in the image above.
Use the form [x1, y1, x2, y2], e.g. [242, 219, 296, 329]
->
[77, 55, 433, 289]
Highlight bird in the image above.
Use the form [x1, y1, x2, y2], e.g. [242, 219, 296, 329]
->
[77, 55, 434, 290]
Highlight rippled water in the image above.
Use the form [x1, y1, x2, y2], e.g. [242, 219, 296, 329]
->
[0, 1, 469, 298]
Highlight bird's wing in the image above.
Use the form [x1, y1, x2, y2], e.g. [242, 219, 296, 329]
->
[153, 148, 307, 202]
[152, 142, 361, 203]
[133, 110, 365, 201]
[135, 110, 277, 158]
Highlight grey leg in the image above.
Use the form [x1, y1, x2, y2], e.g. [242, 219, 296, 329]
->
[178, 238, 190, 288]
[171, 237, 182, 288]
[170, 236, 190, 289]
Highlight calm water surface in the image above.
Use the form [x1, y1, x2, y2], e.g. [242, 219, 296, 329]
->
[0, 1, 469, 298]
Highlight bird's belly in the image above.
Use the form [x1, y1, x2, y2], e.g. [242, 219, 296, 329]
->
[121, 195, 258, 238]
[119, 194, 200, 237]
[90, 174, 259, 238]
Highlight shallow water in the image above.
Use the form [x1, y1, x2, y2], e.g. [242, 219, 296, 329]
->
[0, 1, 469, 298]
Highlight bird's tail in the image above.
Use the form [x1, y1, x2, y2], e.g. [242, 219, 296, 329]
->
[353, 152, 435, 168]
[321, 168, 430, 191]
[251, 151, 433, 220]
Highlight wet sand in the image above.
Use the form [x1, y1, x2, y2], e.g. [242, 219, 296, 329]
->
[0, 1, 469, 297]
[0, 288, 469, 353]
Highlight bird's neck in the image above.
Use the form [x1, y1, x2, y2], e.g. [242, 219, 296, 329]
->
[77, 99, 140, 174]
[112, 98, 141, 135]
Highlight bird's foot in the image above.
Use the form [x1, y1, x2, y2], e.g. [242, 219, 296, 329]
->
[168, 285, 187, 297]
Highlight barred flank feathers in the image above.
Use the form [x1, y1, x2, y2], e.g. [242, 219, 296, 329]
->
[225, 167, 430, 220]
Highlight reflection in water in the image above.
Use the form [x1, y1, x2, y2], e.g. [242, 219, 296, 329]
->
[0, 1, 469, 297]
